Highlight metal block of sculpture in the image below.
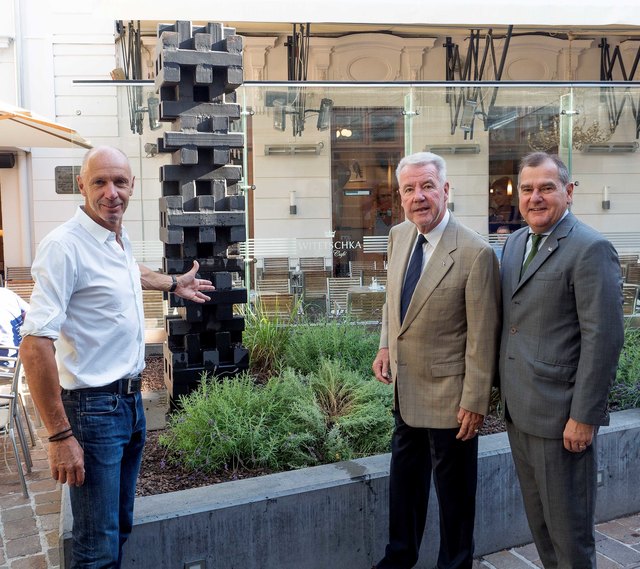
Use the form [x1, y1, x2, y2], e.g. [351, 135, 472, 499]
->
[155, 20, 249, 407]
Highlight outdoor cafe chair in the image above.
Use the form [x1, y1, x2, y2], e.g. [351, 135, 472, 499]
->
[0, 355, 32, 497]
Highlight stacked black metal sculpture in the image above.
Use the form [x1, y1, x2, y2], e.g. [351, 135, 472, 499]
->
[155, 20, 249, 408]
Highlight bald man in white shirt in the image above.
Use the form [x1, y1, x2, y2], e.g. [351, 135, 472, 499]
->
[20, 146, 214, 568]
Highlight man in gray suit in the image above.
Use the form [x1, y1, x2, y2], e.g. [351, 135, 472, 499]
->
[372, 152, 501, 569]
[499, 152, 624, 568]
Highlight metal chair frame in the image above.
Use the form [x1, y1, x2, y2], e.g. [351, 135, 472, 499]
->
[0, 356, 32, 497]
[326, 276, 363, 316]
[623, 283, 639, 316]
[0, 345, 36, 447]
[256, 292, 297, 322]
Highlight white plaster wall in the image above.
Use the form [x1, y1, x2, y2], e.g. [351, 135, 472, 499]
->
[251, 110, 333, 262]
[0, 0, 14, 37]
[0, 0, 17, 104]
[407, 102, 492, 234]
[0, 0, 19, 264]
[0, 165, 23, 265]
[14, 4, 172, 258]
[12, 3, 117, 259]
[571, 150, 640, 234]
[0, 42, 17, 104]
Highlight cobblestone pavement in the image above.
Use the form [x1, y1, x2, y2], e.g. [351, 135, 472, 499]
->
[1, 401, 639, 569]
[477, 514, 640, 568]
[0, 416, 61, 569]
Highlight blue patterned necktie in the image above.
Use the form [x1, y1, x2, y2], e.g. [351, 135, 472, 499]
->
[401, 234, 427, 322]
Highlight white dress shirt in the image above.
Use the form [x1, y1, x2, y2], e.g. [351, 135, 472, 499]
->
[22, 207, 145, 389]
[404, 209, 450, 283]
[522, 210, 569, 267]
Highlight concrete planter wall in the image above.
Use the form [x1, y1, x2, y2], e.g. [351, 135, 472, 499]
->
[61, 409, 640, 569]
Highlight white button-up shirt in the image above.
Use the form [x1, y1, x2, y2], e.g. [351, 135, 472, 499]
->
[405, 209, 450, 282]
[22, 207, 145, 389]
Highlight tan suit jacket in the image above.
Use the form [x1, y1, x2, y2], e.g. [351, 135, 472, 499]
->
[380, 215, 501, 428]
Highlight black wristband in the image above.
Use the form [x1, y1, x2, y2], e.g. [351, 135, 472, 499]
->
[49, 432, 74, 443]
[48, 427, 73, 442]
[169, 274, 178, 293]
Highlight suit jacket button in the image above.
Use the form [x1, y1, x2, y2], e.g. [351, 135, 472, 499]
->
[510, 327, 517, 334]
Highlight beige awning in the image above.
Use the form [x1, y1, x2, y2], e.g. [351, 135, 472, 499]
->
[0, 102, 92, 150]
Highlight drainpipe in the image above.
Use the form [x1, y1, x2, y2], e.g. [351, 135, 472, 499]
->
[16, 150, 33, 264]
[12, 0, 24, 106]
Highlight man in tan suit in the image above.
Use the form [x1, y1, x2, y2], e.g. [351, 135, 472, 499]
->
[372, 152, 501, 569]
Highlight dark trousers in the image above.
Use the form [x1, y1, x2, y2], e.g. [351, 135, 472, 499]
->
[376, 411, 478, 569]
[507, 421, 598, 569]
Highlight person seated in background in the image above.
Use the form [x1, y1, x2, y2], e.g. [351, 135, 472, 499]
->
[0, 286, 29, 362]
[491, 225, 512, 262]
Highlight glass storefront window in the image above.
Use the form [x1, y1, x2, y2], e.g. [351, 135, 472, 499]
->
[238, 82, 639, 315]
[104, 81, 640, 320]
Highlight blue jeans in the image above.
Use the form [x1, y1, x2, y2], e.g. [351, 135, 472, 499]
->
[62, 389, 146, 569]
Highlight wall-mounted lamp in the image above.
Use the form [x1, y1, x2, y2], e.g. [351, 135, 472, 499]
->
[269, 95, 334, 136]
[289, 190, 297, 215]
[129, 91, 162, 135]
[448, 187, 455, 211]
[0, 153, 16, 168]
[602, 185, 611, 210]
[507, 179, 513, 196]
[147, 95, 161, 130]
[144, 143, 158, 157]
[335, 127, 353, 138]
[316, 98, 333, 131]
[273, 100, 287, 132]
[460, 100, 477, 132]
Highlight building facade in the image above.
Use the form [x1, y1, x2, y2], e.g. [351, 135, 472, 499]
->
[0, 1, 639, 283]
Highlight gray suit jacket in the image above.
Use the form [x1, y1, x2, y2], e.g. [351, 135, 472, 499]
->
[380, 215, 501, 429]
[499, 212, 624, 439]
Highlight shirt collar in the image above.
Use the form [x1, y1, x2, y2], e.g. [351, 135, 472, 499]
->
[75, 206, 126, 244]
[531, 209, 569, 237]
[416, 209, 450, 248]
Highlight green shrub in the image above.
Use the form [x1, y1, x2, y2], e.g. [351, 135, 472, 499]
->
[242, 307, 293, 380]
[160, 371, 325, 472]
[307, 359, 394, 462]
[284, 318, 379, 378]
[160, 359, 394, 473]
[610, 326, 640, 410]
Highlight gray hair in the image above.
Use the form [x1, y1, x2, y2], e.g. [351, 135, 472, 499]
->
[396, 152, 447, 185]
[518, 152, 571, 187]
